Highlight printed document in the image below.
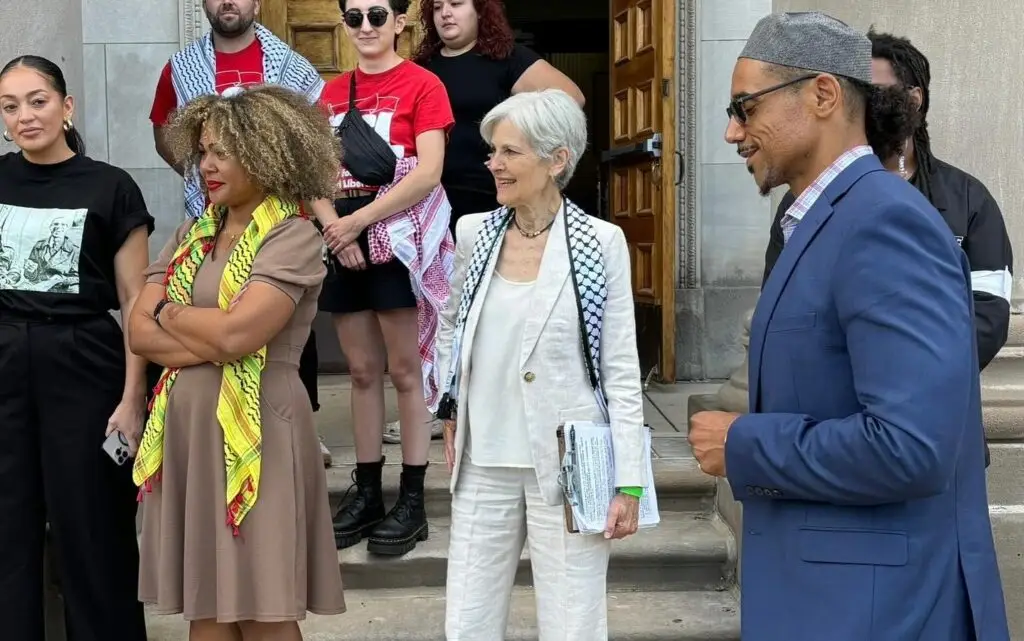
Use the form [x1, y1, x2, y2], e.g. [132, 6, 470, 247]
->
[564, 421, 661, 535]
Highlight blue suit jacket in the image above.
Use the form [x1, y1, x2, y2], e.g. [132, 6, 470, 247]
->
[726, 155, 1009, 641]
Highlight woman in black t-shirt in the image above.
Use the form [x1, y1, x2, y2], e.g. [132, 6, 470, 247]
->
[414, 0, 584, 235]
[0, 56, 151, 641]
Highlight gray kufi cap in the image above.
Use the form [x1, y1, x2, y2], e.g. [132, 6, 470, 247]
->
[739, 12, 872, 84]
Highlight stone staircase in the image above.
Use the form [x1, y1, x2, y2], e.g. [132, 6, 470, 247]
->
[982, 316, 1024, 638]
[145, 437, 741, 639]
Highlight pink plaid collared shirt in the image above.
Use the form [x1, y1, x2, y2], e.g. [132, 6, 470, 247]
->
[781, 145, 873, 243]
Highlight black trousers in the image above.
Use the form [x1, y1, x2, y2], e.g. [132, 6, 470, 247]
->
[0, 314, 147, 641]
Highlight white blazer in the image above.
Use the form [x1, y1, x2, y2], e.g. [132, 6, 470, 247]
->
[436, 206, 647, 506]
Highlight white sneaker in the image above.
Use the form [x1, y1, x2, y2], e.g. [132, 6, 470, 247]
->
[382, 420, 402, 444]
[382, 419, 443, 444]
[319, 436, 332, 468]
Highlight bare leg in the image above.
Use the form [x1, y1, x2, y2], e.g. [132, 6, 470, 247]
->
[332, 311, 387, 463]
[189, 619, 242, 641]
[238, 620, 303, 641]
[377, 307, 430, 466]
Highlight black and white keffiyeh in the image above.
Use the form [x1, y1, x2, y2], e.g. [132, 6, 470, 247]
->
[169, 24, 326, 218]
[437, 198, 609, 420]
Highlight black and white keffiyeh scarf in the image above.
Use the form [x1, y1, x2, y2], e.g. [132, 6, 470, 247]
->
[169, 24, 326, 218]
[437, 197, 609, 419]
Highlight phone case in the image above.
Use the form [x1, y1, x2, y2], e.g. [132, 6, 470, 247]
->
[102, 431, 131, 466]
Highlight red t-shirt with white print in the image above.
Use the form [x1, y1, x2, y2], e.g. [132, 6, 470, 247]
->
[149, 39, 265, 126]
[319, 60, 454, 191]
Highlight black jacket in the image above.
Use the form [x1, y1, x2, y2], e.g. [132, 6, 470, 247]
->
[764, 157, 1013, 370]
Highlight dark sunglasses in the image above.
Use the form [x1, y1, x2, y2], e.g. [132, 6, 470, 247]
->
[726, 73, 817, 124]
[343, 6, 390, 28]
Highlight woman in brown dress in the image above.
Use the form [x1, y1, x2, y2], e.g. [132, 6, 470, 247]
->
[128, 85, 346, 640]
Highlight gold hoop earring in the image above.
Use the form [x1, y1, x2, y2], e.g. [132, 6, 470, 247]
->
[63, 119, 73, 132]
[2, 130, 12, 142]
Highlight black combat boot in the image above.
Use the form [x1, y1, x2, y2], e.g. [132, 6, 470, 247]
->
[333, 457, 386, 550]
[366, 463, 429, 556]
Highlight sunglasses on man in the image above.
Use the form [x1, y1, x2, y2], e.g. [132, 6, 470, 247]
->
[726, 73, 818, 124]
[343, 6, 390, 29]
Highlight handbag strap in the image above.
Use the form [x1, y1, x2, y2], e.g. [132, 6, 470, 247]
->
[348, 69, 357, 110]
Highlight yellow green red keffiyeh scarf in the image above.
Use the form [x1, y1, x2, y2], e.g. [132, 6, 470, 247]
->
[133, 195, 300, 535]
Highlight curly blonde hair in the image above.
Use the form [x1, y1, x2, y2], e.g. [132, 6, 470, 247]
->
[166, 84, 340, 202]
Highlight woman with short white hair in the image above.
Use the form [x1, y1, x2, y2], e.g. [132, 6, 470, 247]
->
[436, 88, 647, 640]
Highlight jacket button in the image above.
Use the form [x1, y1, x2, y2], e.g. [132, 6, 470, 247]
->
[523, 372, 536, 383]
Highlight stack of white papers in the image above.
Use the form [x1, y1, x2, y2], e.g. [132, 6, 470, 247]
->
[563, 421, 661, 535]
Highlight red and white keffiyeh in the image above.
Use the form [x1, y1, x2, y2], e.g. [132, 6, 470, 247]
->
[366, 157, 455, 412]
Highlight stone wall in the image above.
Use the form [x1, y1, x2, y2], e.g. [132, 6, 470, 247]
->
[773, 0, 1024, 309]
[0, 0, 84, 153]
[81, 0, 188, 257]
[676, 0, 774, 381]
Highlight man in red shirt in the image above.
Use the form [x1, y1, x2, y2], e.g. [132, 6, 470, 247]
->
[148, 0, 330, 465]
[150, 0, 324, 217]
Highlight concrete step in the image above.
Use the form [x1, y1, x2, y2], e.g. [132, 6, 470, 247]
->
[327, 455, 717, 517]
[338, 511, 733, 592]
[144, 587, 741, 641]
[981, 365, 1024, 441]
[687, 369, 1024, 442]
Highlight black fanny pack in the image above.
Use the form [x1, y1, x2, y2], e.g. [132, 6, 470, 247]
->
[336, 71, 398, 188]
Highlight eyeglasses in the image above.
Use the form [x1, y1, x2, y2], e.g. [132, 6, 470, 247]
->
[343, 6, 390, 28]
[726, 73, 817, 124]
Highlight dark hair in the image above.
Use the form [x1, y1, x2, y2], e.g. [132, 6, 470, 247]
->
[767, 63, 867, 120]
[766, 63, 915, 161]
[0, 55, 85, 156]
[339, 0, 410, 12]
[413, 0, 515, 63]
[867, 28, 934, 200]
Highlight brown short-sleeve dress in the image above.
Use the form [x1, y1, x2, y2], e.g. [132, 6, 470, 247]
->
[137, 217, 346, 622]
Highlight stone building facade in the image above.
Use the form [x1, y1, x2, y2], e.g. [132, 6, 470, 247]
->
[0, 0, 1020, 378]
[2, 0, 1022, 635]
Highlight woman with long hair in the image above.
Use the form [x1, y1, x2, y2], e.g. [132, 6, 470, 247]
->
[413, 0, 582, 233]
[0, 55, 151, 641]
[129, 84, 346, 640]
[311, 0, 454, 556]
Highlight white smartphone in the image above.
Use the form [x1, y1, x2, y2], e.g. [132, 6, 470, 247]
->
[102, 431, 132, 466]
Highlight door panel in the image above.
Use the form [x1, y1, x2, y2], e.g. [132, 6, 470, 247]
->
[261, 0, 423, 80]
[606, 0, 676, 382]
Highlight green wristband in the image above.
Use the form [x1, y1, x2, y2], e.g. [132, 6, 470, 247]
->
[618, 486, 643, 498]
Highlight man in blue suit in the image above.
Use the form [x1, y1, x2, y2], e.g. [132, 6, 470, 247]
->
[688, 12, 1009, 641]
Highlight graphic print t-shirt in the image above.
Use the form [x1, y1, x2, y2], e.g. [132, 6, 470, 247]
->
[319, 60, 454, 191]
[0, 153, 154, 317]
[150, 39, 266, 126]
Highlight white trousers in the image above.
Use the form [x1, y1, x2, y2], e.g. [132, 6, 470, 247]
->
[444, 459, 612, 640]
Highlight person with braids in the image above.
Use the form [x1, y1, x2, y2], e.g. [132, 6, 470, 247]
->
[0, 55, 152, 641]
[762, 29, 1013, 465]
[128, 84, 346, 638]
